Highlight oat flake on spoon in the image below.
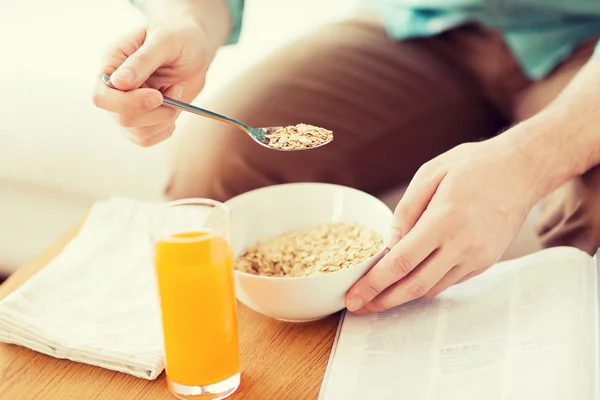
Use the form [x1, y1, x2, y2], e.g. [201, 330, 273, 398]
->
[265, 124, 334, 150]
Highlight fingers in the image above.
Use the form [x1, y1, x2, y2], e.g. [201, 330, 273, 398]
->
[125, 124, 176, 147]
[388, 163, 447, 248]
[129, 121, 175, 140]
[92, 82, 163, 115]
[94, 28, 163, 115]
[423, 264, 470, 299]
[354, 248, 455, 314]
[110, 31, 170, 91]
[119, 105, 179, 128]
[121, 85, 183, 147]
[93, 28, 183, 148]
[355, 265, 486, 316]
[346, 159, 449, 313]
[98, 27, 146, 77]
[345, 213, 439, 312]
[456, 269, 484, 284]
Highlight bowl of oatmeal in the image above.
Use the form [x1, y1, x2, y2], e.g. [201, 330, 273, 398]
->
[224, 183, 392, 322]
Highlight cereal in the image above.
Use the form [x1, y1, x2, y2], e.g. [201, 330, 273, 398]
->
[265, 124, 333, 150]
[235, 222, 383, 277]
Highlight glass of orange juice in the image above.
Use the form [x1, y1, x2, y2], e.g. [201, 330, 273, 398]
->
[150, 199, 240, 400]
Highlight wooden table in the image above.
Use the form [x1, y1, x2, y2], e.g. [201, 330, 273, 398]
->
[0, 224, 339, 400]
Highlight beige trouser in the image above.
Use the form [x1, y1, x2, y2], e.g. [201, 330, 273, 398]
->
[166, 17, 600, 255]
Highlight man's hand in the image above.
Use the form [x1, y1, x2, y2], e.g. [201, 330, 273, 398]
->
[346, 138, 541, 314]
[91, 0, 230, 147]
[345, 56, 600, 315]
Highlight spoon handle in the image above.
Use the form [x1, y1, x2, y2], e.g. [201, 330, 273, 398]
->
[100, 74, 250, 131]
[161, 97, 249, 130]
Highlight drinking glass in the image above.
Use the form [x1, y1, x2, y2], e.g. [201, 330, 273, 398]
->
[150, 199, 240, 400]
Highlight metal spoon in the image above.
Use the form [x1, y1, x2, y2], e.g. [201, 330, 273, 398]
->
[101, 74, 332, 151]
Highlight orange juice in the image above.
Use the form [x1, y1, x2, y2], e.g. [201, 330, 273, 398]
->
[154, 231, 240, 386]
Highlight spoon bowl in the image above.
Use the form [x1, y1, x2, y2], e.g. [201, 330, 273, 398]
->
[101, 74, 332, 151]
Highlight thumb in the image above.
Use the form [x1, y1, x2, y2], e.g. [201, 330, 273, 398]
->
[389, 164, 445, 248]
[110, 32, 170, 91]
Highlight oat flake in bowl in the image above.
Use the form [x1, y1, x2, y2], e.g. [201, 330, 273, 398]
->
[235, 222, 384, 277]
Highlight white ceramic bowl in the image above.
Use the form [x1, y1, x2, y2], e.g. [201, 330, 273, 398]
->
[225, 183, 393, 322]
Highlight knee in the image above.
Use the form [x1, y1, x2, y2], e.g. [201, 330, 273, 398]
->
[163, 125, 279, 203]
[164, 168, 225, 202]
[164, 160, 258, 203]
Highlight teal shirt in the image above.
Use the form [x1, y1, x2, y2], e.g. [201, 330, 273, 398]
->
[224, 0, 244, 45]
[130, 0, 244, 45]
[363, 0, 600, 79]
[135, 0, 600, 80]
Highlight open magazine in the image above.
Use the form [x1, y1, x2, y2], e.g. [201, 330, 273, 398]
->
[319, 247, 599, 400]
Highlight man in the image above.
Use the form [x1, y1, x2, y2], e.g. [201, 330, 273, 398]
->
[92, 0, 600, 315]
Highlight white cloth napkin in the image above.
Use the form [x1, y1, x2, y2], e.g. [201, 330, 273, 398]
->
[0, 198, 166, 380]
